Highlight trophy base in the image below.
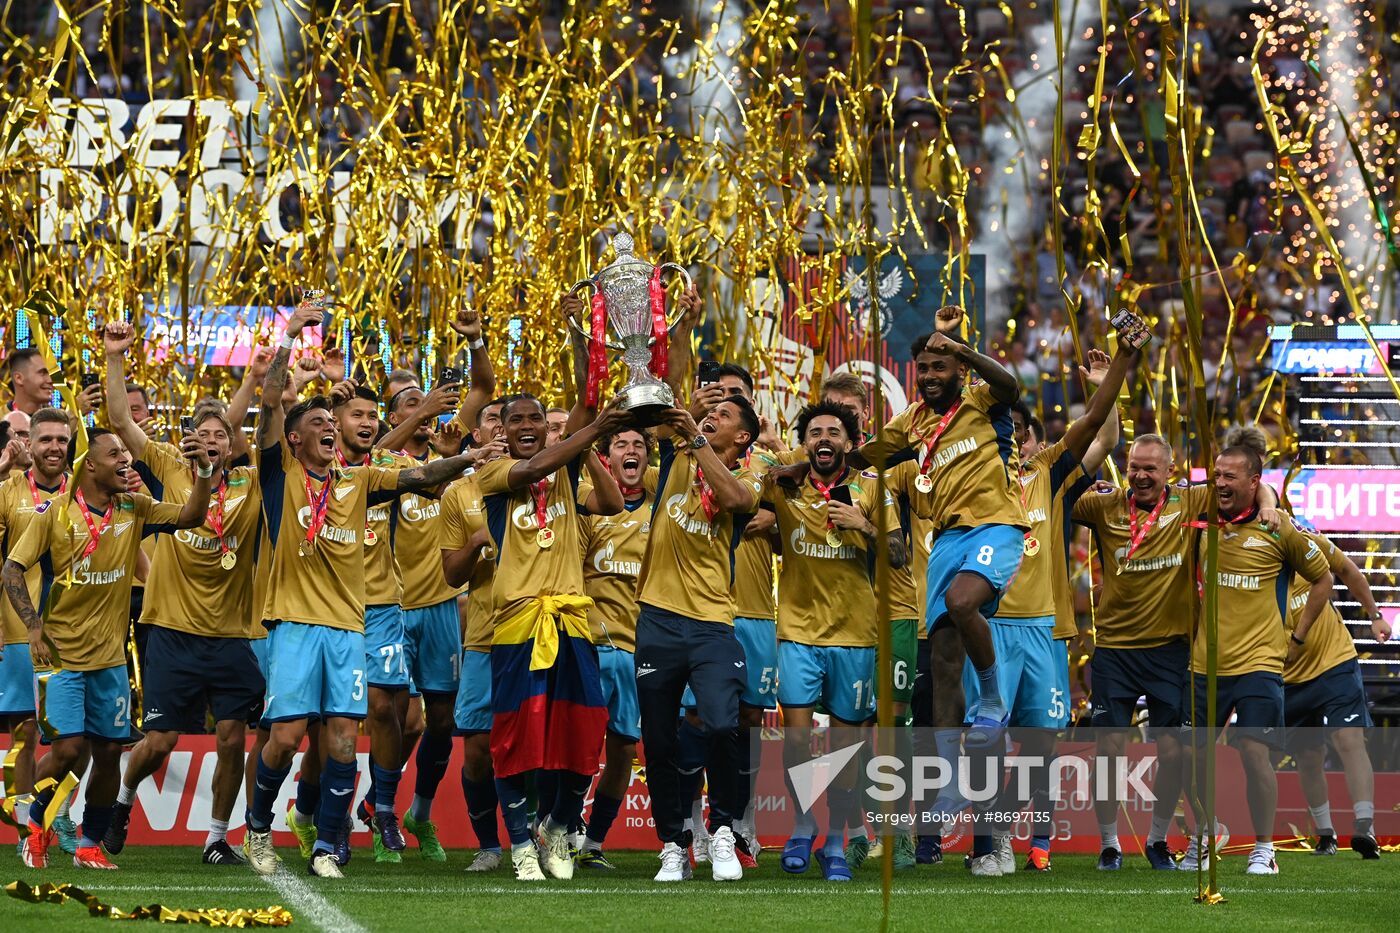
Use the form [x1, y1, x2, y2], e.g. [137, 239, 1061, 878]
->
[619, 383, 675, 428]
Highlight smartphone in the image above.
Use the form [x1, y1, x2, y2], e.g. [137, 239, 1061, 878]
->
[180, 416, 195, 434]
[830, 485, 853, 507]
[81, 373, 100, 389]
[1110, 309, 1152, 350]
[439, 366, 463, 385]
[698, 360, 721, 386]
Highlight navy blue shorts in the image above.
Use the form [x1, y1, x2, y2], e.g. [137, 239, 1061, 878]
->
[1285, 658, 1372, 747]
[1089, 641, 1188, 730]
[141, 626, 265, 732]
[1187, 670, 1285, 748]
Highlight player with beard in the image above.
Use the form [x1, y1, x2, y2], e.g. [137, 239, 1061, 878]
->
[474, 391, 628, 882]
[767, 401, 905, 881]
[241, 301, 485, 879]
[98, 321, 266, 866]
[440, 398, 509, 871]
[0, 408, 72, 847]
[633, 396, 763, 883]
[6, 426, 212, 870]
[573, 427, 655, 869]
[1181, 445, 1331, 876]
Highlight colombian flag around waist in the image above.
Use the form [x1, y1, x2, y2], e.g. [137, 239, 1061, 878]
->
[490, 595, 608, 778]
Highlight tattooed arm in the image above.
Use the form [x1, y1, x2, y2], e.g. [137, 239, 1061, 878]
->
[257, 302, 322, 450]
[3, 559, 48, 667]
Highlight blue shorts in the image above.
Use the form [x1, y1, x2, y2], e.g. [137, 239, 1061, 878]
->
[1285, 658, 1372, 747]
[962, 617, 1065, 728]
[263, 621, 367, 722]
[39, 665, 131, 742]
[141, 627, 264, 732]
[365, 604, 408, 690]
[403, 599, 461, 696]
[250, 638, 271, 681]
[598, 645, 642, 742]
[1091, 642, 1189, 730]
[777, 641, 875, 723]
[453, 648, 492, 735]
[0, 644, 35, 717]
[735, 617, 778, 709]
[926, 525, 1024, 632]
[1187, 671, 1285, 748]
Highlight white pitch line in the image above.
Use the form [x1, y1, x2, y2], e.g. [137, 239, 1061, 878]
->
[258, 867, 370, 933]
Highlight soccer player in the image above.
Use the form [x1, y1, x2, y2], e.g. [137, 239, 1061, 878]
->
[545, 407, 569, 448]
[98, 321, 265, 865]
[474, 391, 628, 881]
[5, 426, 213, 869]
[0, 408, 72, 846]
[633, 398, 763, 883]
[574, 427, 654, 869]
[767, 400, 905, 881]
[1072, 434, 1279, 870]
[1179, 443, 1331, 875]
[5, 349, 55, 417]
[963, 346, 1130, 877]
[241, 301, 485, 879]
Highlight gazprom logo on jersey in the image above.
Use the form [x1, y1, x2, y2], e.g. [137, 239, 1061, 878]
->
[1271, 341, 1376, 374]
[511, 500, 567, 530]
[295, 505, 357, 544]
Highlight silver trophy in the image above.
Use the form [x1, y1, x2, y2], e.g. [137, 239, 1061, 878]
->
[568, 232, 692, 425]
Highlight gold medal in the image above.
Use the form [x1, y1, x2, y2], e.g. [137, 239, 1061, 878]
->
[537, 527, 555, 549]
[220, 551, 237, 571]
[826, 529, 842, 548]
[365, 529, 377, 546]
[298, 540, 310, 557]
[1023, 534, 1040, 557]
[914, 474, 933, 494]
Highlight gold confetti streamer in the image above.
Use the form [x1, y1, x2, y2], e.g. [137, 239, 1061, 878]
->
[5, 880, 293, 927]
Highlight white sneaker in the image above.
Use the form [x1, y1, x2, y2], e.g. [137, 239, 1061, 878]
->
[244, 830, 277, 876]
[308, 851, 343, 878]
[538, 824, 574, 880]
[692, 825, 712, 864]
[1178, 838, 1212, 872]
[655, 842, 692, 882]
[709, 826, 743, 882]
[968, 852, 1004, 877]
[512, 845, 545, 881]
[994, 834, 1014, 875]
[466, 849, 502, 872]
[1246, 849, 1279, 875]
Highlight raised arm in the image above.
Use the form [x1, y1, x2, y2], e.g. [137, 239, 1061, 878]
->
[257, 302, 322, 449]
[665, 285, 703, 395]
[226, 346, 272, 459]
[102, 322, 148, 458]
[380, 381, 463, 453]
[449, 308, 496, 433]
[582, 449, 624, 516]
[174, 435, 214, 529]
[506, 401, 634, 491]
[924, 330, 1019, 405]
[657, 408, 756, 512]
[1064, 345, 1134, 466]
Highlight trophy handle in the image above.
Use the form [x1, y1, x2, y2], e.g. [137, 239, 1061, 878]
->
[567, 279, 624, 350]
[657, 263, 695, 332]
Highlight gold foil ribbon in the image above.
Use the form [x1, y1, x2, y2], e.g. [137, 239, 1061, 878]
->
[5, 880, 292, 927]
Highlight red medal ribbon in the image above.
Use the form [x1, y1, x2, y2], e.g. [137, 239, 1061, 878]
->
[73, 487, 114, 561]
[25, 470, 65, 506]
[335, 449, 375, 539]
[585, 287, 609, 408]
[302, 467, 334, 550]
[809, 471, 847, 531]
[207, 476, 231, 558]
[913, 400, 962, 476]
[647, 265, 669, 378]
[529, 478, 550, 530]
[696, 466, 718, 522]
[1123, 490, 1169, 561]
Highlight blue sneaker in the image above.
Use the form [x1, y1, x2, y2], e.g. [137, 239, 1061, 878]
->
[815, 849, 853, 882]
[1096, 846, 1123, 871]
[333, 825, 353, 867]
[374, 812, 406, 852]
[916, 835, 943, 865]
[52, 814, 79, 855]
[1146, 840, 1176, 870]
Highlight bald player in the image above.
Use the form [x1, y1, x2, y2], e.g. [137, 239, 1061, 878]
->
[7, 427, 212, 870]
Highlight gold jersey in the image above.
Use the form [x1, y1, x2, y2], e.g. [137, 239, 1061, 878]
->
[439, 475, 495, 652]
[10, 491, 183, 670]
[634, 440, 762, 625]
[881, 460, 924, 624]
[1073, 484, 1212, 649]
[1284, 529, 1357, 685]
[395, 451, 463, 610]
[0, 471, 69, 645]
[580, 491, 653, 653]
[339, 448, 406, 608]
[259, 443, 403, 632]
[876, 383, 1028, 532]
[1192, 513, 1330, 677]
[734, 450, 779, 621]
[137, 442, 262, 638]
[997, 441, 1091, 623]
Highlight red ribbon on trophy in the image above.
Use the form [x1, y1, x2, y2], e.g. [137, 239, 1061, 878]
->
[586, 288, 610, 407]
[647, 265, 669, 381]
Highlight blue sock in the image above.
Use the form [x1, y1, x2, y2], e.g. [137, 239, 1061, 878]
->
[371, 762, 401, 814]
[79, 804, 113, 849]
[495, 772, 534, 847]
[586, 792, 623, 847]
[314, 757, 357, 854]
[1032, 835, 1051, 852]
[535, 770, 559, 824]
[461, 770, 501, 851]
[249, 754, 292, 833]
[547, 770, 591, 830]
[410, 732, 452, 820]
[28, 786, 55, 830]
[974, 663, 1006, 719]
[294, 779, 320, 820]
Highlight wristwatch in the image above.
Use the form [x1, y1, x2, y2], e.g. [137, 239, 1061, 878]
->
[691, 433, 709, 450]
